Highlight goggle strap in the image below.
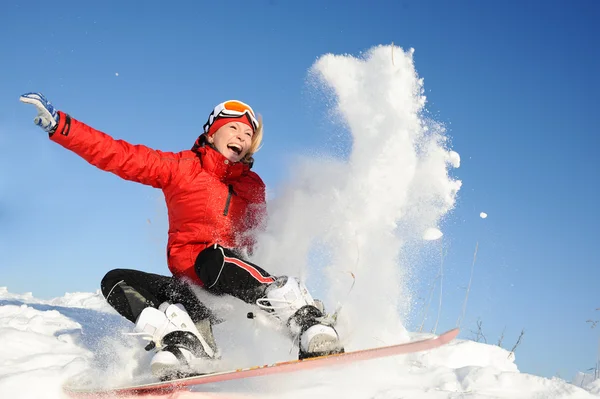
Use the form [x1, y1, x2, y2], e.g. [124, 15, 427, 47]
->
[204, 112, 258, 133]
[220, 110, 258, 127]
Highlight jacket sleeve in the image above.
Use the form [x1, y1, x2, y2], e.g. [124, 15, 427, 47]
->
[50, 111, 178, 188]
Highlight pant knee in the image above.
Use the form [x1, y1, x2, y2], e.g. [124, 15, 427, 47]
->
[100, 268, 127, 299]
[194, 245, 225, 288]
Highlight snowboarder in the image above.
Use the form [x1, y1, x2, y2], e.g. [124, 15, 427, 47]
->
[20, 92, 343, 378]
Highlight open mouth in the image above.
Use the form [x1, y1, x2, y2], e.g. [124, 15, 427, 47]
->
[227, 144, 243, 155]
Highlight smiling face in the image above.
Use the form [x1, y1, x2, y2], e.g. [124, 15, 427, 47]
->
[207, 121, 254, 163]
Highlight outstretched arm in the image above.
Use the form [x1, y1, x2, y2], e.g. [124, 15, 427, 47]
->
[20, 93, 178, 188]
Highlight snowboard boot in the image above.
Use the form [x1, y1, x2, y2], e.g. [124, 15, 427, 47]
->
[291, 305, 344, 360]
[260, 276, 344, 360]
[134, 302, 219, 380]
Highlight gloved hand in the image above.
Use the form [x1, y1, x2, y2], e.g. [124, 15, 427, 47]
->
[19, 92, 59, 133]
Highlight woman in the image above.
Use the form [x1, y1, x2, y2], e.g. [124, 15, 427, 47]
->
[20, 92, 343, 378]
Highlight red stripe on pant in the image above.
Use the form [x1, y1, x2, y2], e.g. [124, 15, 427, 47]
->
[224, 256, 276, 284]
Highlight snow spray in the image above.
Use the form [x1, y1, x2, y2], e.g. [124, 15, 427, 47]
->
[254, 44, 461, 348]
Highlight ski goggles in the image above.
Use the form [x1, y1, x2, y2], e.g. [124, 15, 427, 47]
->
[203, 100, 259, 134]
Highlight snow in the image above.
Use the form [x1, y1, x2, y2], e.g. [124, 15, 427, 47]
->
[423, 227, 443, 241]
[253, 45, 463, 348]
[574, 372, 600, 395]
[0, 287, 597, 398]
[448, 151, 461, 168]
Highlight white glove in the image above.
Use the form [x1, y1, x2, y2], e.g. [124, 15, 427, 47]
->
[20, 92, 59, 133]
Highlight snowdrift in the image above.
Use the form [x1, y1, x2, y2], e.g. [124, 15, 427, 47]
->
[0, 287, 596, 399]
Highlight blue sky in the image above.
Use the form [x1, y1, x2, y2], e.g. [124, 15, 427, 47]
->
[1, 0, 598, 382]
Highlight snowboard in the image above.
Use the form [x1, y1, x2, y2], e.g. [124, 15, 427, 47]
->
[63, 328, 459, 398]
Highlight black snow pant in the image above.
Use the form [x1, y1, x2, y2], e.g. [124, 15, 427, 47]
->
[100, 244, 276, 324]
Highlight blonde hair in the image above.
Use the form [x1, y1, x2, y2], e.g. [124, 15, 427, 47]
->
[241, 114, 263, 164]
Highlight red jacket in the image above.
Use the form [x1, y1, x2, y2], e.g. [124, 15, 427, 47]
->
[50, 111, 266, 285]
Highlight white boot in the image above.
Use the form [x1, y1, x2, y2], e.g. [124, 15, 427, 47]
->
[259, 276, 344, 359]
[300, 323, 342, 359]
[134, 302, 218, 379]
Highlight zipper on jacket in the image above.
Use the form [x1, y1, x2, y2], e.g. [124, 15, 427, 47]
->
[223, 185, 236, 216]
